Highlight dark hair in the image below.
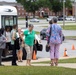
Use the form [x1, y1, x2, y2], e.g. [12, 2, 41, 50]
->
[29, 24, 34, 27]
[52, 17, 58, 23]
[13, 25, 17, 29]
[1, 28, 4, 35]
[49, 20, 52, 24]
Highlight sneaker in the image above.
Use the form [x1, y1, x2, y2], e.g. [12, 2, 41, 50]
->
[12, 63, 18, 66]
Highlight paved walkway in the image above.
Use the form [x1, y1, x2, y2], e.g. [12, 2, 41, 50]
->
[32, 63, 76, 69]
[2, 56, 76, 69]
[2, 61, 76, 69]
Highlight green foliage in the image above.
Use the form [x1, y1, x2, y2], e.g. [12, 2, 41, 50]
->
[49, 0, 72, 15]
[16, 0, 39, 12]
[16, 0, 72, 17]
[16, 0, 51, 18]
[50, 0, 62, 15]
[65, 0, 72, 8]
[38, 0, 51, 8]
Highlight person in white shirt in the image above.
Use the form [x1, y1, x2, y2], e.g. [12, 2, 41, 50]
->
[17, 28, 23, 62]
[6, 27, 11, 51]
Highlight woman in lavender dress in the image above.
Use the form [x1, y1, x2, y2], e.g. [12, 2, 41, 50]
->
[46, 17, 62, 66]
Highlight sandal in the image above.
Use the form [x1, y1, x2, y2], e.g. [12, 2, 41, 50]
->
[55, 62, 58, 66]
[50, 63, 54, 66]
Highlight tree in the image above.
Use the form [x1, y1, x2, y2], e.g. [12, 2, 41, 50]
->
[65, 0, 72, 8]
[16, 0, 50, 18]
[50, 0, 62, 16]
[49, 0, 72, 16]
[16, 0, 39, 18]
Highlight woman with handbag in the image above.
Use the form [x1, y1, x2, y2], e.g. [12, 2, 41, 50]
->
[46, 17, 62, 66]
[11, 25, 18, 66]
[23, 24, 42, 66]
[46, 20, 53, 52]
[23, 24, 35, 66]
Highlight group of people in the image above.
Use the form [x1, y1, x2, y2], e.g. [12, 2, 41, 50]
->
[0, 17, 63, 66]
[0, 24, 41, 66]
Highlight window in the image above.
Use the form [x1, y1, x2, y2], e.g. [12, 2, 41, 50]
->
[18, 8, 20, 10]
[1, 16, 17, 28]
[22, 12, 24, 15]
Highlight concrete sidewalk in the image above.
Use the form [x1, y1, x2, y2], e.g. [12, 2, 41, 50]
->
[2, 56, 76, 69]
[2, 61, 76, 69]
[32, 63, 76, 69]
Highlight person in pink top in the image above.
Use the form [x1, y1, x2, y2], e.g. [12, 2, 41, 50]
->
[46, 17, 62, 66]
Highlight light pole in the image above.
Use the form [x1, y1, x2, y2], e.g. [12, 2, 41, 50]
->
[75, 0, 76, 22]
[25, 0, 34, 28]
[63, 0, 65, 28]
[25, 13, 28, 28]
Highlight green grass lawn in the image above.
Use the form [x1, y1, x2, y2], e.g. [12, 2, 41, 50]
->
[35, 31, 40, 34]
[42, 25, 76, 30]
[33, 58, 76, 64]
[0, 66, 76, 75]
[62, 25, 76, 30]
[59, 58, 76, 63]
[65, 36, 76, 40]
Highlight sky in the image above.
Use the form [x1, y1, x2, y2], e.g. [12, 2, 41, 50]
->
[0, 0, 16, 2]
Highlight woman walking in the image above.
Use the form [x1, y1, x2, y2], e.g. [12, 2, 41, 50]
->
[23, 24, 35, 66]
[47, 17, 62, 66]
[11, 25, 17, 66]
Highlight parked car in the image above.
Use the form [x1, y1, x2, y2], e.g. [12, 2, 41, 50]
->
[58, 17, 63, 21]
[46, 17, 53, 21]
[40, 28, 47, 40]
[47, 17, 52, 21]
[65, 16, 75, 21]
[30, 18, 39, 22]
[58, 15, 66, 21]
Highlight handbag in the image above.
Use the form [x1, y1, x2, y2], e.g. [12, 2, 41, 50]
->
[35, 40, 43, 51]
[46, 25, 52, 52]
[37, 44, 43, 51]
[62, 34, 65, 41]
[46, 44, 50, 52]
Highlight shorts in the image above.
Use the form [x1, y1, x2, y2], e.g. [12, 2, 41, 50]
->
[25, 44, 33, 60]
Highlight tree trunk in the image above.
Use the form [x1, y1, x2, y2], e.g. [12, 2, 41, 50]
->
[55, 12, 57, 17]
[33, 11, 35, 18]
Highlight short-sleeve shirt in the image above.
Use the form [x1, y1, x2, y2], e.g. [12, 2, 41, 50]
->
[6, 32, 11, 42]
[11, 29, 17, 45]
[24, 29, 35, 46]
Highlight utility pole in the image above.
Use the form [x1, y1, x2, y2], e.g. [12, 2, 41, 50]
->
[63, 0, 65, 28]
